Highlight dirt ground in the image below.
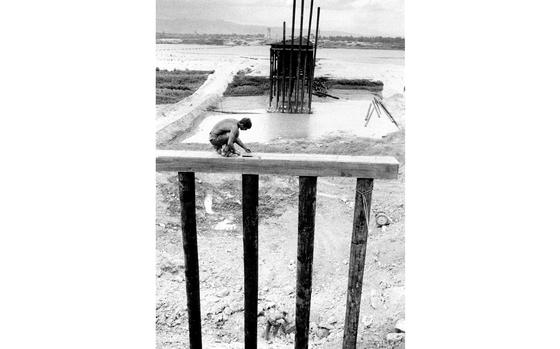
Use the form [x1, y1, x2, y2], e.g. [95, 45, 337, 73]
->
[156, 131, 405, 348]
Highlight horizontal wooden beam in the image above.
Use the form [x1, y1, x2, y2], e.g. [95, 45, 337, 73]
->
[156, 150, 399, 179]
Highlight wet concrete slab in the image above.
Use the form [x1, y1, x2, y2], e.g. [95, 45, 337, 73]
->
[181, 90, 400, 144]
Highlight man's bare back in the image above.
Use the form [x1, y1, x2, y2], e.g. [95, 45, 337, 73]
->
[209, 117, 252, 157]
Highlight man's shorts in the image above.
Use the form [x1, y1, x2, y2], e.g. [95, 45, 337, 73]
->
[209, 132, 229, 148]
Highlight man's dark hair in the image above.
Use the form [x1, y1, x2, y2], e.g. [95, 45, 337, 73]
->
[238, 118, 252, 129]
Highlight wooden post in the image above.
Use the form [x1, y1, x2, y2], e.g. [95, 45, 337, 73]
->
[178, 172, 202, 349]
[342, 178, 374, 349]
[242, 174, 259, 349]
[295, 176, 317, 349]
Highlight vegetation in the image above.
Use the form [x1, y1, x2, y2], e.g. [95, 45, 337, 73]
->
[315, 77, 383, 92]
[156, 33, 264, 45]
[322, 36, 404, 44]
[155, 32, 404, 50]
[223, 72, 383, 97]
[320, 36, 404, 50]
[156, 69, 214, 104]
[224, 74, 270, 96]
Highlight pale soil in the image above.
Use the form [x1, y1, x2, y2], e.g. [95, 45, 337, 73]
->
[156, 133, 405, 348]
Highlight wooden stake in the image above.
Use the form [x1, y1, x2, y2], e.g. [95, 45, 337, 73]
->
[343, 178, 374, 349]
[242, 174, 259, 349]
[178, 172, 202, 349]
[295, 176, 317, 348]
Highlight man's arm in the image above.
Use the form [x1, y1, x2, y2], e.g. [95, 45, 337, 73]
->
[235, 138, 251, 152]
[227, 126, 239, 148]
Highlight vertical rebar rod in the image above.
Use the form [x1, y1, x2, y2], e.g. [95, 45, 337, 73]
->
[242, 174, 259, 349]
[300, 54, 308, 112]
[302, 0, 314, 113]
[282, 22, 286, 113]
[275, 48, 280, 110]
[309, 7, 320, 112]
[272, 52, 277, 108]
[288, 0, 296, 112]
[269, 49, 273, 109]
[178, 172, 202, 349]
[295, 0, 305, 112]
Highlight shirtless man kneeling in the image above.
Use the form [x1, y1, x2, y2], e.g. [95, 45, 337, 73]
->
[209, 117, 252, 157]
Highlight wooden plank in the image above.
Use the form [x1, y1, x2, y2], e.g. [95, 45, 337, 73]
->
[178, 172, 202, 349]
[242, 174, 259, 349]
[295, 176, 317, 349]
[156, 151, 399, 179]
[342, 178, 374, 349]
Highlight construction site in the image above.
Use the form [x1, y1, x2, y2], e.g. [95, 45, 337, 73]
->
[155, 0, 405, 348]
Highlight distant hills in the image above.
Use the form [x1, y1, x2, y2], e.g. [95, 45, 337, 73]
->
[156, 18, 354, 38]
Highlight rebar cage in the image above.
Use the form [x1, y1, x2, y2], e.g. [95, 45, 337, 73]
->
[269, 40, 314, 113]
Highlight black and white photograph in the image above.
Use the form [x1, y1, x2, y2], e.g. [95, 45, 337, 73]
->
[4, 1, 560, 349]
[156, 1, 404, 347]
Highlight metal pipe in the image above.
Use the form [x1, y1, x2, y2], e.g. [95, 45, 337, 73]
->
[281, 21, 286, 112]
[288, 0, 296, 112]
[295, 0, 305, 112]
[300, 54, 308, 112]
[275, 46, 280, 110]
[302, 0, 313, 113]
[309, 7, 320, 112]
[268, 47, 274, 110]
[273, 51, 277, 109]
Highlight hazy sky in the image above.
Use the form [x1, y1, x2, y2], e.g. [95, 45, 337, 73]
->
[157, 0, 404, 37]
